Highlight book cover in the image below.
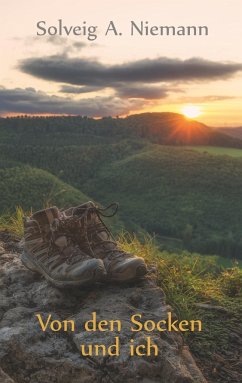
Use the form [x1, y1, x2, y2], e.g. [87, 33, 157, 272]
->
[0, 1, 241, 382]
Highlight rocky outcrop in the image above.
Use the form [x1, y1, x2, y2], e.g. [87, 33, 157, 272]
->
[0, 233, 207, 383]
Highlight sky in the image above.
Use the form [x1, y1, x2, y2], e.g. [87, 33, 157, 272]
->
[0, 0, 242, 126]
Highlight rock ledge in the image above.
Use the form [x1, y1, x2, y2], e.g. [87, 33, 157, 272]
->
[0, 233, 206, 383]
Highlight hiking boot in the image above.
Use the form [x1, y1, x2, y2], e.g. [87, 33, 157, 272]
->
[63, 202, 148, 283]
[21, 207, 106, 288]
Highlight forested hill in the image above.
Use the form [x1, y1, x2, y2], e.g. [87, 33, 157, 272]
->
[1, 113, 242, 259]
[125, 113, 242, 147]
[219, 126, 242, 140]
[1, 112, 242, 147]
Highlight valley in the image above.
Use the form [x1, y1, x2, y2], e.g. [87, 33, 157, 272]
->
[1, 113, 242, 259]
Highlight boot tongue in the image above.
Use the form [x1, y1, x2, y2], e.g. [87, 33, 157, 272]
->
[32, 207, 61, 226]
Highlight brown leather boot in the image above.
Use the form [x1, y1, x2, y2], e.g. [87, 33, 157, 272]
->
[63, 202, 148, 283]
[21, 207, 106, 287]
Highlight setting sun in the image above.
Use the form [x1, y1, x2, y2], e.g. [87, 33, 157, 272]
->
[182, 105, 202, 119]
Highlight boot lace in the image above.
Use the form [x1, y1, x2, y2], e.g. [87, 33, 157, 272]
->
[70, 202, 129, 259]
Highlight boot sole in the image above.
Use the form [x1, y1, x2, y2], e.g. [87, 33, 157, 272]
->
[107, 263, 148, 283]
[21, 251, 106, 288]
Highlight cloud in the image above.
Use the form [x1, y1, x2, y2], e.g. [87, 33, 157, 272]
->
[114, 84, 169, 99]
[0, 86, 145, 116]
[46, 36, 87, 52]
[60, 85, 104, 94]
[46, 36, 70, 46]
[15, 36, 88, 55]
[173, 95, 238, 103]
[6, 55, 242, 114]
[19, 56, 242, 90]
[60, 83, 170, 99]
[72, 41, 88, 49]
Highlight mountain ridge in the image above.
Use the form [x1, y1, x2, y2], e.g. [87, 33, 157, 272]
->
[1, 112, 242, 148]
[219, 126, 242, 139]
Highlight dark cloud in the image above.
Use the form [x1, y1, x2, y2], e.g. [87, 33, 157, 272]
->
[19, 56, 242, 89]
[60, 83, 169, 99]
[0, 86, 144, 116]
[115, 84, 169, 99]
[60, 85, 104, 94]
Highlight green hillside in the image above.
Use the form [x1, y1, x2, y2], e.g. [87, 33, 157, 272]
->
[0, 165, 90, 212]
[186, 146, 242, 157]
[0, 140, 145, 189]
[83, 146, 242, 257]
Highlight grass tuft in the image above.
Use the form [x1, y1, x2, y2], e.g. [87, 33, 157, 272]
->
[0, 206, 30, 237]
